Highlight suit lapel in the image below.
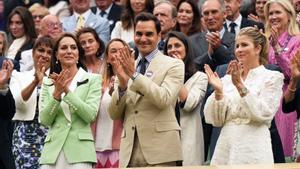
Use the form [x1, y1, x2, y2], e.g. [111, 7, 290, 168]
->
[131, 52, 162, 104]
[199, 33, 208, 53]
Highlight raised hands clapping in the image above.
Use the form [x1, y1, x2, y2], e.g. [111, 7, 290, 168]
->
[204, 64, 223, 100]
[0, 59, 14, 88]
[50, 69, 73, 101]
[290, 50, 300, 81]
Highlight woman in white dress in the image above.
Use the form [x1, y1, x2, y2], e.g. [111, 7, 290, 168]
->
[204, 27, 284, 165]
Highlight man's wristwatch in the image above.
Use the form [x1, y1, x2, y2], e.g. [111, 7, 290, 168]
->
[131, 72, 139, 80]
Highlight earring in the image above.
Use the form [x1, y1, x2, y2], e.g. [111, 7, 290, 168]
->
[56, 60, 58, 64]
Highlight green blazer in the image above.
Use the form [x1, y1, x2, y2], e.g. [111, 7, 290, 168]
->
[39, 68, 102, 164]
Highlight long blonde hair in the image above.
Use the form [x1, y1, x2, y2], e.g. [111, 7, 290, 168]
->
[264, 0, 300, 37]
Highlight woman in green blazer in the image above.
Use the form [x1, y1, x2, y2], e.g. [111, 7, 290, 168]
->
[39, 33, 102, 169]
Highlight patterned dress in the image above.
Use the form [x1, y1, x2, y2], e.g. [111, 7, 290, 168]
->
[12, 87, 48, 169]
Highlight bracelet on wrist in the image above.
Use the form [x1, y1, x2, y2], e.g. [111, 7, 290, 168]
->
[288, 86, 297, 92]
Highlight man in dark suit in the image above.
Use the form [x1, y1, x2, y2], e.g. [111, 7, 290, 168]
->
[224, 0, 264, 35]
[190, 0, 235, 72]
[203, 63, 285, 163]
[0, 59, 15, 169]
[91, 0, 122, 33]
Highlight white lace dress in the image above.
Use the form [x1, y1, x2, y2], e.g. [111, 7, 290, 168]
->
[204, 66, 284, 165]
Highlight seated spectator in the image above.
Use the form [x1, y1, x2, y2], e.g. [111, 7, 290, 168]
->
[77, 27, 106, 74]
[175, 0, 201, 36]
[29, 3, 50, 35]
[40, 15, 63, 41]
[61, 0, 110, 44]
[7, 6, 36, 62]
[111, 0, 154, 43]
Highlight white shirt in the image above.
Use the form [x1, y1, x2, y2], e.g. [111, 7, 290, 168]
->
[74, 10, 92, 25]
[226, 14, 242, 36]
[95, 4, 113, 19]
[7, 36, 26, 59]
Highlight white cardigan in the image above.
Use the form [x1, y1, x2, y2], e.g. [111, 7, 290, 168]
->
[10, 69, 47, 121]
[180, 71, 208, 166]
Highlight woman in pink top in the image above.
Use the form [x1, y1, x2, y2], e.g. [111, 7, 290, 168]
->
[265, 0, 300, 158]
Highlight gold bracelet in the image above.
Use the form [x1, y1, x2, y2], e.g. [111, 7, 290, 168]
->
[288, 86, 297, 92]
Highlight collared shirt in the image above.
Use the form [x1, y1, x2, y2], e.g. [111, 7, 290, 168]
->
[207, 27, 226, 39]
[136, 48, 158, 73]
[225, 14, 242, 36]
[96, 4, 113, 19]
[74, 9, 92, 24]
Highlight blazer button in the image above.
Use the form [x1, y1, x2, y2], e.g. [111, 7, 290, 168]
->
[67, 123, 71, 127]
[132, 126, 135, 130]
[134, 110, 138, 114]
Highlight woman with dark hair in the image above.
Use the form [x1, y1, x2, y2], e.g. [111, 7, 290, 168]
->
[111, 0, 154, 43]
[176, 0, 201, 36]
[39, 33, 101, 169]
[247, 0, 267, 24]
[9, 36, 54, 169]
[7, 6, 36, 62]
[77, 27, 106, 74]
[164, 31, 207, 166]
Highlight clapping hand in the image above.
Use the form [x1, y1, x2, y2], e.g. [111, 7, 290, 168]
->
[248, 14, 260, 23]
[206, 31, 221, 55]
[204, 64, 223, 99]
[228, 60, 245, 90]
[119, 46, 135, 78]
[0, 60, 14, 88]
[270, 25, 279, 48]
[50, 69, 73, 100]
[291, 50, 300, 81]
[34, 59, 47, 84]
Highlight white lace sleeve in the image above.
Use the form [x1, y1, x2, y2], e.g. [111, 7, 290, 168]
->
[241, 72, 284, 124]
[204, 93, 229, 127]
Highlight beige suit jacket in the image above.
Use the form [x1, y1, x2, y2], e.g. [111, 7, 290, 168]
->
[108, 51, 184, 167]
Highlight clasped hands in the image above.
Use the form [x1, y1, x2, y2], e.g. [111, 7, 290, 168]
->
[204, 60, 245, 100]
[50, 69, 73, 101]
[110, 46, 135, 90]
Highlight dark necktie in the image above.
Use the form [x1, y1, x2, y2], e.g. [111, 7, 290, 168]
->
[158, 40, 165, 51]
[139, 58, 147, 75]
[100, 10, 106, 17]
[229, 22, 237, 34]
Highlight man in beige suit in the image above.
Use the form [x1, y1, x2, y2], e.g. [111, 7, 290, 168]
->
[108, 12, 184, 167]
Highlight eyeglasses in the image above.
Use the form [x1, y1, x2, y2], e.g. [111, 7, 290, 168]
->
[46, 22, 63, 28]
[33, 15, 45, 20]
